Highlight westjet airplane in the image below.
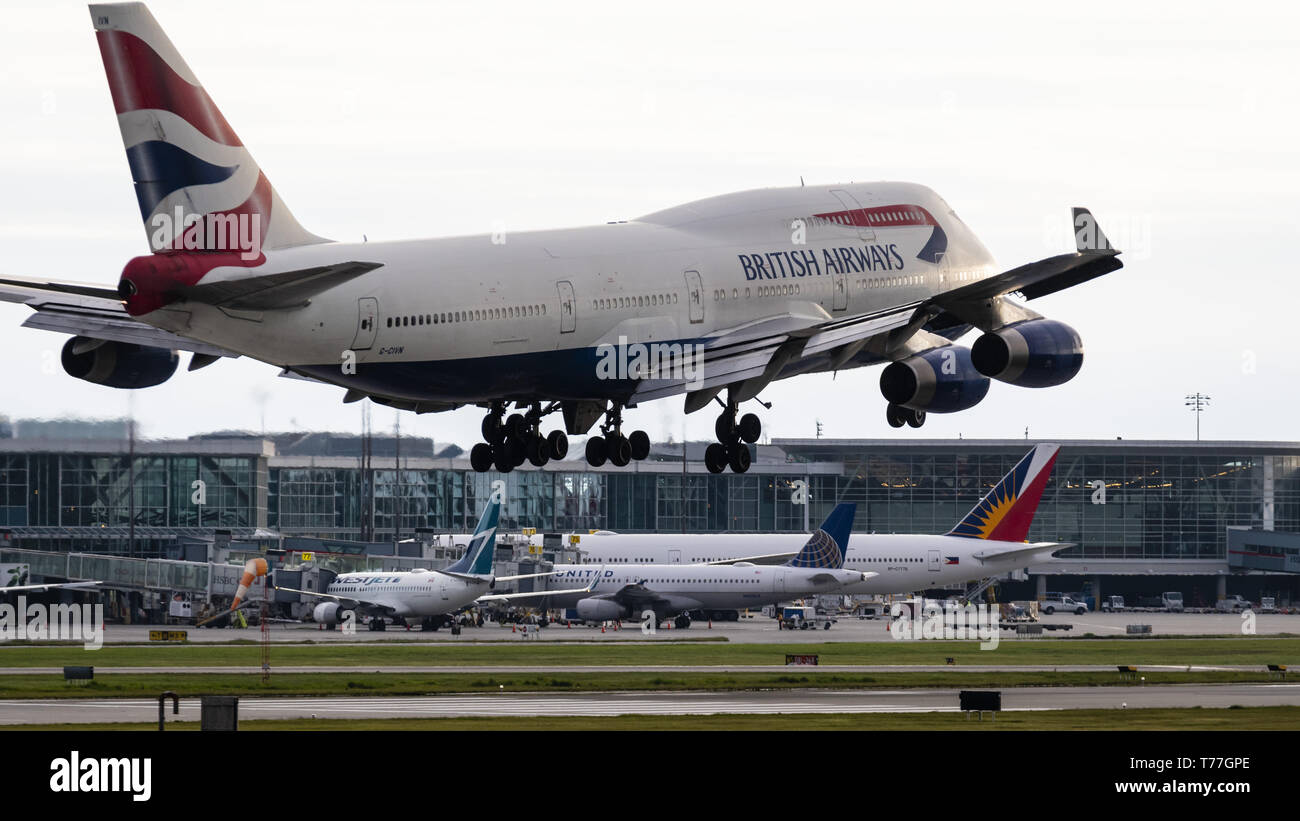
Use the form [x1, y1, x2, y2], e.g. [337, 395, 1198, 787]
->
[276, 496, 590, 630]
[535, 503, 874, 626]
[0, 4, 1122, 475]
[562, 444, 1069, 597]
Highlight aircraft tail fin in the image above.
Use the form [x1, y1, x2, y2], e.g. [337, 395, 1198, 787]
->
[785, 503, 855, 570]
[445, 494, 502, 577]
[90, 3, 326, 254]
[947, 444, 1060, 542]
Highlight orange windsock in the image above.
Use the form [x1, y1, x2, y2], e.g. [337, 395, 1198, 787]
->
[232, 557, 269, 608]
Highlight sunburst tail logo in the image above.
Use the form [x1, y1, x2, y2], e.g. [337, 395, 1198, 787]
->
[946, 444, 1060, 542]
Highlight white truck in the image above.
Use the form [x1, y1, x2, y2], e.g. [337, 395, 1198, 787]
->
[1216, 595, 1253, 613]
[1041, 595, 1089, 615]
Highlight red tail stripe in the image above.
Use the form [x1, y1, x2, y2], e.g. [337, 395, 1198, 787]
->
[986, 450, 1058, 542]
[96, 29, 242, 148]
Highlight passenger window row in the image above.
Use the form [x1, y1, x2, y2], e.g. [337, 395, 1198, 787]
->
[591, 293, 678, 311]
[385, 303, 548, 328]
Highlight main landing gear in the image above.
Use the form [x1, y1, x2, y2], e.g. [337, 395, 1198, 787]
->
[470, 401, 569, 473]
[885, 403, 926, 429]
[584, 403, 651, 468]
[705, 402, 760, 474]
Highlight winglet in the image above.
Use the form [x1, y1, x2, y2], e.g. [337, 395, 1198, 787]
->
[1072, 208, 1118, 254]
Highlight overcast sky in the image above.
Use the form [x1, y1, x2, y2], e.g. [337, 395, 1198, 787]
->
[1, 0, 1296, 447]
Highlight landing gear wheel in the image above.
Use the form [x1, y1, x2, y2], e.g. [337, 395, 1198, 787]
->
[886, 403, 907, 428]
[704, 443, 728, 474]
[905, 408, 926, 429]
[492, 441, 515, 473]
[628, 430, 650, 461]
[512, 438, 528, 467]
[737, 413, 761, 444]
[727, 442, 751, 474]
[526, 435, 550, 467]
[607, 435, 632, 467]
[585, 436, 608, 467]
[715, 413, 735, 443]
[481, 414, 501, 442]
[505, 413, 527, 441]
[674, 614, 691, 629]
[546, 430, 569, 460]
[470, 443, 493, 473]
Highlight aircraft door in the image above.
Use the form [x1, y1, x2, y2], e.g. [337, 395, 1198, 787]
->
[832, 272, 848, 311]
[684, 270, 704, 323]
[352, 297, 379, 350]
[440, 580, 450, 600]
[556, 281, 577, 333]
[668, 549, 681, 564]
[928, 549, 941, 572]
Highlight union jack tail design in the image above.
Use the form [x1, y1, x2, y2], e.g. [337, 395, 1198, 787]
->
[946, 444, 1060, 542]
[90, 3, 326, 254]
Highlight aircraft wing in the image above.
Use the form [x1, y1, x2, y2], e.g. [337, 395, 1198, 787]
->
[922, 208, 1122, 324]
[1, 581, 102, 593]
[629, 303, 917, 407]
[477, 580, 595, 603]
[273, 585, 364, 608]
[0, 280, 240, 359]
[702, 552, 797, 566]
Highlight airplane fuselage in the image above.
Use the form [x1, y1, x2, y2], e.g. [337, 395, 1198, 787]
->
[134, 182, 998, 406]
[564, 532, 1057, 595]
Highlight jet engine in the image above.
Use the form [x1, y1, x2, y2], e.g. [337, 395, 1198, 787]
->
[575, 597, 627, 622]
[970, 319, 1083, 388]
[879, 345, 990, 412]
[312, 602, 347, 624]
[60, 337, 178, 389]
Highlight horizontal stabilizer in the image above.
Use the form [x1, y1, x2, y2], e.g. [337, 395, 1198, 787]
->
[176, 261, 382, 311]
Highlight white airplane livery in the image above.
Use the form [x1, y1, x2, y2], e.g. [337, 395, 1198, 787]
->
[539, 503, 874, 624]
[0, 5, 1123, 475]
[562, 444, 1068, 596]
[277, 496, 589, 630]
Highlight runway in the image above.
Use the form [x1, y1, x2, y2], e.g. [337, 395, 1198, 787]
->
[12, 612, 1300, 645]
[1, 684, 1297, 725]
[0, 663, 1280, 675]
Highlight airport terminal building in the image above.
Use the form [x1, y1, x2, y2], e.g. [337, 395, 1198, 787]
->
[1, 421, 1297, 605]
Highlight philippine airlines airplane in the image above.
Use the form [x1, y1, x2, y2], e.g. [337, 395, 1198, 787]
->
[536, 503, 874, 625]
[0, 4, 1122, 476]
[562, 444, 1068, 597]
[276, 496, 590, 630]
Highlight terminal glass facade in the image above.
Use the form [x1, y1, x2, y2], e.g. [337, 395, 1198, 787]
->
[2, 439, 1296, 563]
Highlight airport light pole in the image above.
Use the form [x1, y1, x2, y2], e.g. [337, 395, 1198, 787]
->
[1185, 393, 1211, 441]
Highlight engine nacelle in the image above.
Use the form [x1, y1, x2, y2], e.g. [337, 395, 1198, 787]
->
[312, 602, 346, 624]
[575, 597, 627, 622]
[879, 345, 990, 413]
[60, 337, 178, 389]
[971, 319, 1083, 388]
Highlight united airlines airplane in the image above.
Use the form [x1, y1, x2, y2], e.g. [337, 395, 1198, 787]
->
[561, 444, 1069, 596]
[0, 4, 1123, 475]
